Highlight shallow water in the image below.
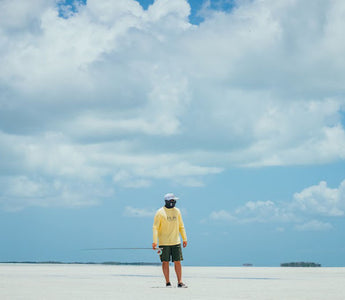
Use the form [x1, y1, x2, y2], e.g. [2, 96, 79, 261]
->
[0, 264, 344, 299]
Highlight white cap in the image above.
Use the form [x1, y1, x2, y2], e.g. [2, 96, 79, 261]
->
[164, 193, 179, 201]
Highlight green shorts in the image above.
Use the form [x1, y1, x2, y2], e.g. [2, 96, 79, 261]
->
[159, 244, 183, 262]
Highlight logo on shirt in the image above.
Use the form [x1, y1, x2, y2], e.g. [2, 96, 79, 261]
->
[167, 216, 177, 222]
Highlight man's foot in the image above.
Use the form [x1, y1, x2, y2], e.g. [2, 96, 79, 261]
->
[177, 282, 188, 288]
[166, 282, 172, 287]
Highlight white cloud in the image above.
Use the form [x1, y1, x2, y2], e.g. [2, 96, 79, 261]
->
[234, 200, 294, 223]
[295, 220, 333, 232]
[113, 170, 152, 188]
[123, 206, 155, 217]
[210, 210, 235, 221]
[209, 179, 345, 230]
[1, 0, 345, 209]
[292, 180, 344, 217]
[0, 175, 104, 211]
[0, 0, 51, 30]
[210, 200, 296, 224]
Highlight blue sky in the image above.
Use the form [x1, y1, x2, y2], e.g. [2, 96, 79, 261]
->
[1, 0, 345, 267]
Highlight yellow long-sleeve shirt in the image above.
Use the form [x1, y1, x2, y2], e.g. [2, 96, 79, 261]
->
[152, 207, 187, 246]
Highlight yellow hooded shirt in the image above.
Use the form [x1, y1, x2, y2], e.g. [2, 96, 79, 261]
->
[152, 207, 187, 246]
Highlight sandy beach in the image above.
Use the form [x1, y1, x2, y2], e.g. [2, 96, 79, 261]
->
[0, 264, 344, 299]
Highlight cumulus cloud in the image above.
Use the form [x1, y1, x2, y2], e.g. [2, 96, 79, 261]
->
[0, 0, 51, 31]
[209, 179, 345, 230]
[294, 220, 333, 232]
[210, 200, 297, 224]
[292, 181, 344, 217]
[210, 209, 235, 221]
[123, 206, 155, 217]
[0, 175, 104, 211]
[1, 0, 345, 209]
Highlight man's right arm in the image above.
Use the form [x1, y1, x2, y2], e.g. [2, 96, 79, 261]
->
[152, 211, 160, 249]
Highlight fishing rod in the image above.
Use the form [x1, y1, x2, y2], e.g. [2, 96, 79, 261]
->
[82, 247, 163, 255]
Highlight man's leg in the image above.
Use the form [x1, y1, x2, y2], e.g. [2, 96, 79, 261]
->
[174, 260, 182, 284]
[162, 261, 170, 283]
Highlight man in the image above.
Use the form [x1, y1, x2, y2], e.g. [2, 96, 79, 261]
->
[152, 193, 188, 288]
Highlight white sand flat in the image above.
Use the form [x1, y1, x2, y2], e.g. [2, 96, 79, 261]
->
[0, 264, 344, 300]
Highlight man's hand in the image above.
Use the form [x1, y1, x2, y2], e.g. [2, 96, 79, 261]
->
[152, 242, 157, 250]
[183, 241, 187, 248]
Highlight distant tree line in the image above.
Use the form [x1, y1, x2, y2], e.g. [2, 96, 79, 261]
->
[281, 262, 321, 267]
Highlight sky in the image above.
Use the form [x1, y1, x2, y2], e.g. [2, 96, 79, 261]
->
[0, 0, 345, 267]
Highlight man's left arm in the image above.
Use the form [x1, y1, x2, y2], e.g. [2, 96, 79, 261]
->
[178, 211, 187, 248]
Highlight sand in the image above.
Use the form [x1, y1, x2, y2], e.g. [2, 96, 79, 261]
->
[0, 264, 344, 299]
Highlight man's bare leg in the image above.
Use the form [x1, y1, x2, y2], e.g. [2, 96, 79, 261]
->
[174, 260, 182, 283]
[162, 261, 170, 284]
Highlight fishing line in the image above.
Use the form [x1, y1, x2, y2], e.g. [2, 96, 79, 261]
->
[82, 247, 163, 255]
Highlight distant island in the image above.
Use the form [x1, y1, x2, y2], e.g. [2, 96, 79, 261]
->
[281, 262, 321, 267]
[242, 263, 253, 267]
[0, 261, 161, 266]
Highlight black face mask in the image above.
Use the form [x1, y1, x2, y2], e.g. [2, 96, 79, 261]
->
[165, 200, 176, 209]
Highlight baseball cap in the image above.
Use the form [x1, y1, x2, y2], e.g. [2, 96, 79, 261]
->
[164, 193, 179, 201]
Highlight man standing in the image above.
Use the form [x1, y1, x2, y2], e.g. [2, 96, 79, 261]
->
[152, 193, 188, 288]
